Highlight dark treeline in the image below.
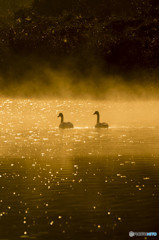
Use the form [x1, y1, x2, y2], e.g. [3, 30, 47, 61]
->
[0, 0, 159, 92]
[31, 0, 159, 18]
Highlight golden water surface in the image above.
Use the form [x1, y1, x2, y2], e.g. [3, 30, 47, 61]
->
[0, 99, 159, 240]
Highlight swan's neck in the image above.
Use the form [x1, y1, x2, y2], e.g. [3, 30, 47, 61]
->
[60, 115, 64, 123]
[96, 113, 100, 124]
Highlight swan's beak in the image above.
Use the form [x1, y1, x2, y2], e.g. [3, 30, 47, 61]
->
[57, 114, 60, 118]
[93, 112, 96, 115]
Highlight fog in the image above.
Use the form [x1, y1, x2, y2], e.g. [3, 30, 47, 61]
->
[0, 61, 159, 100]
[0, 2, 159, 240]
[1, 59, 159, 130]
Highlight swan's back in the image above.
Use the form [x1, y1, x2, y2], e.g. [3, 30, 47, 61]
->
[59, 122, 74, 129]
[95, 122, 109, 128]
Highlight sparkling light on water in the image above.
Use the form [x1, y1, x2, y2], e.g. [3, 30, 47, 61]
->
[0, 99, 159, 239]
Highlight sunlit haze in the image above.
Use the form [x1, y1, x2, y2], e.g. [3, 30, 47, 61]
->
[0, 0, 159, 239]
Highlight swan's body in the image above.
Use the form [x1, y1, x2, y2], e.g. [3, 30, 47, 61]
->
[58, 113, 74, 129]
[93, 111, 109, 128]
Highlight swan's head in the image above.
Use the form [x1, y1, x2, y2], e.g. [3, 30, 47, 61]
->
[93, 111, 99, 115]
[58, 113, 63, 118]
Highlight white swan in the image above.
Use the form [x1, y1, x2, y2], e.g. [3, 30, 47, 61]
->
[58, 113, 74, 129]
[93, 111, 109, 128]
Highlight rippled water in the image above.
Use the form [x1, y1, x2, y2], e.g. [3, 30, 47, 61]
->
[0, 99, 159, 240]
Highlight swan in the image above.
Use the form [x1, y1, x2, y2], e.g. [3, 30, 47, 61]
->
[93, 111, 109, 128]
[58, 113, 74, 129]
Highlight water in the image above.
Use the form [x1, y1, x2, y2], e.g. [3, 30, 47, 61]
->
[0, 99, 159, 239]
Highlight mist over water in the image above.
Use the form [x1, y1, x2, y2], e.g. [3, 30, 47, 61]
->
[0, 61, 159, 99]
[0, 0, 159, 238]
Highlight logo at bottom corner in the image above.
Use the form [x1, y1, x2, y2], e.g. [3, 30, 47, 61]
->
[129, 231, 157, 237]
